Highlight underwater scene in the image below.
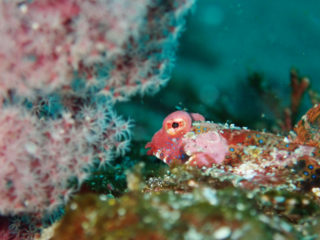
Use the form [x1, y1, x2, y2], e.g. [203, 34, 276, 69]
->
[0, 0, 320, 239]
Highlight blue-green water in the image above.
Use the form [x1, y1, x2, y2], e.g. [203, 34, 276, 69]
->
[177, 0, 320, 92]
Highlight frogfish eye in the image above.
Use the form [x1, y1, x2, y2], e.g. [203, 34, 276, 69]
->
[163, 111, 192, 136]
[172, 122, 179, 128]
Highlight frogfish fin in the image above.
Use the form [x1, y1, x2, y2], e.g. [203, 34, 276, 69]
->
[294, 104, 320, 148]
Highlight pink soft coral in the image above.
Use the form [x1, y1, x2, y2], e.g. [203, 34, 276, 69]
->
[0, 104, 132, 215]
[0, 0, 195, 100]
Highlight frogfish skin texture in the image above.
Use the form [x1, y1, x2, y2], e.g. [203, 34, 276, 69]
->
[146, 105, 320, 190]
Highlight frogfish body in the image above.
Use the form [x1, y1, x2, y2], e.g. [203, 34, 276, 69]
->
[146, 105, 320, 190]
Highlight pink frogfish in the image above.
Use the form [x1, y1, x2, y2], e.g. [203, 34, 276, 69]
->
[146, 104, 320, 190]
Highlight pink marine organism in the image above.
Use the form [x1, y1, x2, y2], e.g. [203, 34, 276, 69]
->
[0, 0, 196, 218]
[146, 105, 320, 190]
[0, 0, 195, 101]
[0, 103, 132, 216]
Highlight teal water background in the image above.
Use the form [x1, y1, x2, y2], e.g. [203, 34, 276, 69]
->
[176, 0, 320, 96]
